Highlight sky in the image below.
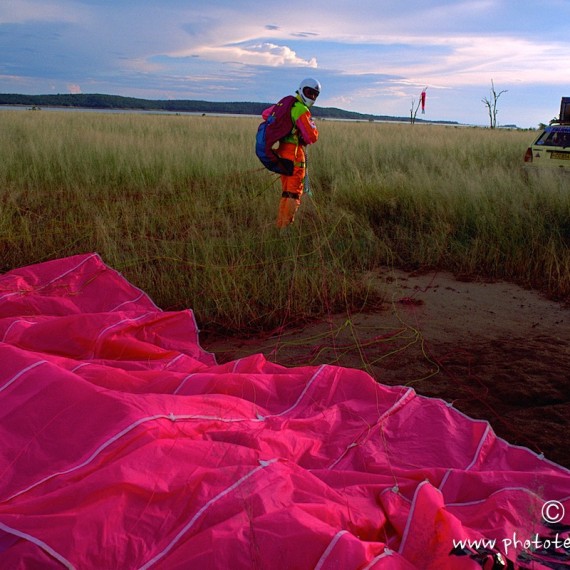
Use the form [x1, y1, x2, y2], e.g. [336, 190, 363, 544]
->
[1, 0, 569, 128]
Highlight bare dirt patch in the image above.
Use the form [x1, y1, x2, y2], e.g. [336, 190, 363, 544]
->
[203, 267, 570, 470]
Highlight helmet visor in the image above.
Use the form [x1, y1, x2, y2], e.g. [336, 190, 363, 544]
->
[302, 86, 320, 102]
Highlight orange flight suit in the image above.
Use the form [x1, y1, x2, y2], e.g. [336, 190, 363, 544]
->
[263, 95, 319, 228]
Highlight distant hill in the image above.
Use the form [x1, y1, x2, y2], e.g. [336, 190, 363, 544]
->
[0, 93, 458, 125]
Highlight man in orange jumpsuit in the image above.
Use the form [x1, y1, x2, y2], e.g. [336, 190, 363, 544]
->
[262, 78, 321, 228]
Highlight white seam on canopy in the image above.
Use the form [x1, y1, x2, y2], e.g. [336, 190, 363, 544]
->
[0, 520, 75, 569]
[138, 458, 279, 570]
[0, 360, 47, 394]
[314, 530, 348, 570]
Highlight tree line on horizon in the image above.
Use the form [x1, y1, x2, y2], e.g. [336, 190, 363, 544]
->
[0, 92, 457, 124]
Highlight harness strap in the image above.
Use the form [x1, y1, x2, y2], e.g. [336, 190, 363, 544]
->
[282, 191, 301, 200]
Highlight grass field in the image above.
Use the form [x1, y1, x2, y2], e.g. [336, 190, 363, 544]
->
[1, 110, 568, 334]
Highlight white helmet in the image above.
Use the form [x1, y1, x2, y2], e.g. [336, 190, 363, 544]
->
[297, 78, 321, 108]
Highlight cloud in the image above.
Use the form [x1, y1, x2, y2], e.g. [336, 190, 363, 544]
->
[411, 35, 570, 87]
[0, 0, 87, 24]
[241, 43, 317, 67]
[292, 32, 320, 38]
[67, 83, 81, 94]
[168, 42, 317, 68]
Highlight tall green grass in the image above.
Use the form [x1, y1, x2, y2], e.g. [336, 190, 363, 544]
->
[1, 110, 568, 334]
[314, 122, 570, 291]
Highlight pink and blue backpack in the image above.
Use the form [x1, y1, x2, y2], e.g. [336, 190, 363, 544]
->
[255, 95, 296, 175]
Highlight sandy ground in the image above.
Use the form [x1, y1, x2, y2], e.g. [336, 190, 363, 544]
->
[203, 267, 570, 470]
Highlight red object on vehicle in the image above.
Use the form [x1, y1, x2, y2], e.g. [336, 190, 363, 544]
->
[524, 147, 533, 162]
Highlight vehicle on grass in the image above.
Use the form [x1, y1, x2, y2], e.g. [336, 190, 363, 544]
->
[524, 97, 570, 170]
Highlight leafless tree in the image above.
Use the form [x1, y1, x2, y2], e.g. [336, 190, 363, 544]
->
[410, 98, 421, 125]
[482, 80, 507, 128]
[410, 88, 427, 125]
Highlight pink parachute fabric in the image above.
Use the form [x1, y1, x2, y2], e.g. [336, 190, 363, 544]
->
[0, 253, 569, 569]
